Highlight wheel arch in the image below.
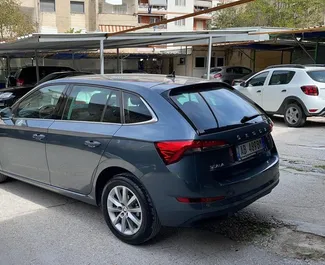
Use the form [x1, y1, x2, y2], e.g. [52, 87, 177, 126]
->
[277, 96, 309, 116]
[92, 159, 144, 206]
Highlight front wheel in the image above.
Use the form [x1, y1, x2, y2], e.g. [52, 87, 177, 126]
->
[101, 174, 161, 245]
[284, 103, 306, 127]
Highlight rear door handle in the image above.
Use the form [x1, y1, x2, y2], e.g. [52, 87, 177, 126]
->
[32, 133, 45, 141]
[281, 89, 287, 92]
[256, 90, 261, 93]
[84, 140, 101, 148]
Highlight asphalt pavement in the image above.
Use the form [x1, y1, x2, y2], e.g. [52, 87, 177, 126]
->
[0, 117, 325, 265]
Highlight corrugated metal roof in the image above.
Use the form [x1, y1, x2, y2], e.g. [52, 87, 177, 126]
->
[0, 29, 271, 56]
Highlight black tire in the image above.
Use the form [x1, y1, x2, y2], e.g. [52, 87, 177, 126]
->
[284, 103, 306, 128]
[0, 173, 8, 183]
[101, 173, 161, 245]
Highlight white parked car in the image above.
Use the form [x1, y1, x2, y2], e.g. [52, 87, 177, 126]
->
[233, 64, 325, 127]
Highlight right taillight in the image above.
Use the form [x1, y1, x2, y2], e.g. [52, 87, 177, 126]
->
[155, 140, 227, 165]
[16, 78, 24, 86]
[301, 85, 319, 96]
[214, 73, 222, 79]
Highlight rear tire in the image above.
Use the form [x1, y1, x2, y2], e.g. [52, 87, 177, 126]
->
[284, 103, 306, 127]
[101, 174, 161, 245]
[0, 173, 8, 183]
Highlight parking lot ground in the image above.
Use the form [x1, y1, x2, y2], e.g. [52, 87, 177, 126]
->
[1, 117, 325, 265]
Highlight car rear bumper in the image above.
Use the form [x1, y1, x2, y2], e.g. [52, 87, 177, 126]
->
[142, 156, 279, 227]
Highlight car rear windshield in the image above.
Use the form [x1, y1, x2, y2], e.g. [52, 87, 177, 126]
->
[307, 70, 325, 83]
[170, 87, 264, 132]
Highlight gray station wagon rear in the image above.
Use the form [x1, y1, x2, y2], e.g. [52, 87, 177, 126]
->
[0, 74, 279, 244]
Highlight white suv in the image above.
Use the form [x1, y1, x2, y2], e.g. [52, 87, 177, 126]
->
[234, 64, 325, 127]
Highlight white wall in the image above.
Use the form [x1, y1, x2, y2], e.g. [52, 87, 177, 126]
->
[166, 0, 194, 31]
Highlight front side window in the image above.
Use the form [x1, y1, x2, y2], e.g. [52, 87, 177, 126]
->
[16, 85, 66, 119]
[247, 71, 269, 87]
[123, 92, 152, 124]
[63, 85, 121, 123]
[269, 70, 295, 85]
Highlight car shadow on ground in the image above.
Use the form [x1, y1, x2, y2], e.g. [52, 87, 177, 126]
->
[0, 179, 280, 246]
[272, 116, 325, 128]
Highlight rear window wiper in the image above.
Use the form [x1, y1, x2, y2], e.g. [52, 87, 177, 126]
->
[240, 114, 264, 123]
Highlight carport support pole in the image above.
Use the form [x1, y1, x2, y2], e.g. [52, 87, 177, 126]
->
[207, 36, 212, 80]
[100, 40, 105, 75]
[185, 46, 188, 76]
[117, 48, 120, 73]
[315, 40, 319, 63]
[6, 56, 10, 77]
[35, 50, 40, 83]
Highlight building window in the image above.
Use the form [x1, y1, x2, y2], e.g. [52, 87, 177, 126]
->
[174, 19, 185, 26]
[216, 57, 224, 66]
[175, 0, 186, 6]
[70, 1, 85, 14]
[149, 17, 160, 23]
[113, 4, 127, 14]
[195, 57, 205, 68]
[40, 0, 55, 12]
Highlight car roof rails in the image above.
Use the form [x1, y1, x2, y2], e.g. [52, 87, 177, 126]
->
[265, 64, 306, 69]
[304, 64, 325, 67]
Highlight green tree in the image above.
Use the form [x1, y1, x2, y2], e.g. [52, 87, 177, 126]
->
[213, 0, 325, 29]
[65, 28, 83, 33]
[0, 0, 34, 41]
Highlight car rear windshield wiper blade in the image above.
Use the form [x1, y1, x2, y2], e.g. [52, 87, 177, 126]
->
[240, 114, 264, 123]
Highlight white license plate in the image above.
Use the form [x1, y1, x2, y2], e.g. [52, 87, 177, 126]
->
[236, 138, 264, 160]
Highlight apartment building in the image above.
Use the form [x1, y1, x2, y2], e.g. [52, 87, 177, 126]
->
[20, 0, 97, 33]
[137, 0, 213, 32]
[20, 0, 218, 34]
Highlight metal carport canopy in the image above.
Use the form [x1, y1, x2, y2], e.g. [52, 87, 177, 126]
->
[0, 28, 271, 79]
[0, 29, 270, 54]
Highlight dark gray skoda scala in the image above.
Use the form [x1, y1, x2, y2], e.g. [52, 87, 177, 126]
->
[0, 74, 279, 244]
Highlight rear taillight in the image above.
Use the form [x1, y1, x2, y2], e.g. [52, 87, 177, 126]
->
[155, 140, 227, 165]
[16, 78, 24, 86]
[301, 85, 319, 96]
[214, 73, 222, 79]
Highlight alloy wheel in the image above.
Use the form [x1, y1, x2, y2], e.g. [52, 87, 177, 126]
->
[285, 106, 300, 125]
[107, 185, 143, 236]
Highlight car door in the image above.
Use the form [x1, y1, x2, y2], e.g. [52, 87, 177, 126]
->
[0, 84, 67, 183]
[238, 71, 270, 106]
[262, 70, 296, 112]
[46, 84, 122, 194]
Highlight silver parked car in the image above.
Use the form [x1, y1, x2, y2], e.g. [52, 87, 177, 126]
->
[202, 66, 252, 84]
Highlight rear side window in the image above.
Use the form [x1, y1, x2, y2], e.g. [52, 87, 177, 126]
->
[170, 87, 263, 132]
[307, 70, 325, 83]
[269, 70, 295, 85]
[63, 85, 121, 123]
[123, 92, 152, 124]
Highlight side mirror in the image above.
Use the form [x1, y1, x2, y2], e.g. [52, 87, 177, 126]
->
[240, 81, 247, 87]
[0, 107, 13, 120]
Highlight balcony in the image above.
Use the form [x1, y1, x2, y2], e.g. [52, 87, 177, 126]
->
[194, 0, 212, 8]
[137, 23, 167, 32]
[138, 3, 167, 14]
